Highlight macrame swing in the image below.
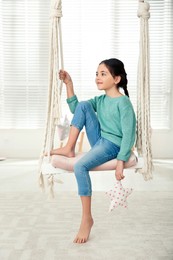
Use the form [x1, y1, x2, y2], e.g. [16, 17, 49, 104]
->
[38, 0, 153, 200]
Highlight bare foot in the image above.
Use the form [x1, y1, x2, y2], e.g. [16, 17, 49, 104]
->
[73, 217, 94, 244]
[49, 146, 75, 157]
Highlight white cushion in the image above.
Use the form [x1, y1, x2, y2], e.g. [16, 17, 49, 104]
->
[50, 151, 140, 172]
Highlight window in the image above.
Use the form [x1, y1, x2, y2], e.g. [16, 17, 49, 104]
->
[0, 0, 172, 129]
[149, 0, 172, 129]
[0, 0, 49, 128]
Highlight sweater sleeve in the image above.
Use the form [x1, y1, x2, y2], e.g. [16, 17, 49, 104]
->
[66, 95, 79, 114]
[67, 95, 99, 114]
[117, 99, 136, 162]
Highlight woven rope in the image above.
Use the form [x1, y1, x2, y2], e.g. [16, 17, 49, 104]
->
[136, 0, 153, 180]
[38, 0, 64, 189]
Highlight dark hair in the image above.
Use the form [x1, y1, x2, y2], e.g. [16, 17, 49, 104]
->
[99, 58, 129, 97]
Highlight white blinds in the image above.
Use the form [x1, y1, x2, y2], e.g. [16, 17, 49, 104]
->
[0, 0, 50, 128]
[149, 0, 172, 129]
[0, 0, 172, 129]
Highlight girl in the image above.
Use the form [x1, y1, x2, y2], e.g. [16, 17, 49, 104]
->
[51, 58, 136, 244]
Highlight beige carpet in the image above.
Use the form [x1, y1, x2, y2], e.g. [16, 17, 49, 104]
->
[0, 159, 173, 260]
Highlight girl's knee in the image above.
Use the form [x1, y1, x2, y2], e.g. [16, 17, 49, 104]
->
[74, 161, 88, 180]
[74, 161, 83, 175]
[77, 101, 92, 110]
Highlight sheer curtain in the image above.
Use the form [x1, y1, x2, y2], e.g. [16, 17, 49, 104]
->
[0, 0, 172, 129]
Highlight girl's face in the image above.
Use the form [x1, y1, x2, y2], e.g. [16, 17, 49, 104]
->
[95, 63, 120, 92]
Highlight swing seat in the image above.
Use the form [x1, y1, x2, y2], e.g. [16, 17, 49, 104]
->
[41, 151, 143, 175]
[51, 151, 143, 171]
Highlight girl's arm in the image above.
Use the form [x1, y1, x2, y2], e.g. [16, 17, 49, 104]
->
[115, 160, 125, 180]
[59, 70, 75, 98]
[115, 98, 136, 180]
[59, 69, 79, 114]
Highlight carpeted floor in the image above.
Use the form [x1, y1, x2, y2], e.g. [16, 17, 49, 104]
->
[0, 159, 173, 260]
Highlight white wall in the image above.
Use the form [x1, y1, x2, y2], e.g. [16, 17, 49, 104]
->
[152, 130, 173, 159]
[0, 129, 45, 159]
[0, 128, 173, 159]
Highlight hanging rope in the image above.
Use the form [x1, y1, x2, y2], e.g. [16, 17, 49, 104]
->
[136, 0, 153, 180]
[38, 0, 64, 190]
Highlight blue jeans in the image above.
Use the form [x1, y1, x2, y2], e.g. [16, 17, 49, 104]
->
[71, 101, 120, 196]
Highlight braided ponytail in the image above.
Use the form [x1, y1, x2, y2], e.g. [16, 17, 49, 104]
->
[122, 85, 129, 97]
[118, 74, 129, 97]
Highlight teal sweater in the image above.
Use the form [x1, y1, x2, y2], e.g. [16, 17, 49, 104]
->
[67, 94, 136, 162]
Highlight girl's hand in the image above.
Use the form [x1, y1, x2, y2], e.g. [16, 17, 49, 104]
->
[115, 160, 125, 181]
[59, 70, 72, 85]
[59, 69, 75, 98]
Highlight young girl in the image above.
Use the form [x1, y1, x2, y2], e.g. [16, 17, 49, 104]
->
[51, 58, 136, 244]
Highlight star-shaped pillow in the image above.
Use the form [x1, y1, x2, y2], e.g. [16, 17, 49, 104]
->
[106, 181, 133, 212]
